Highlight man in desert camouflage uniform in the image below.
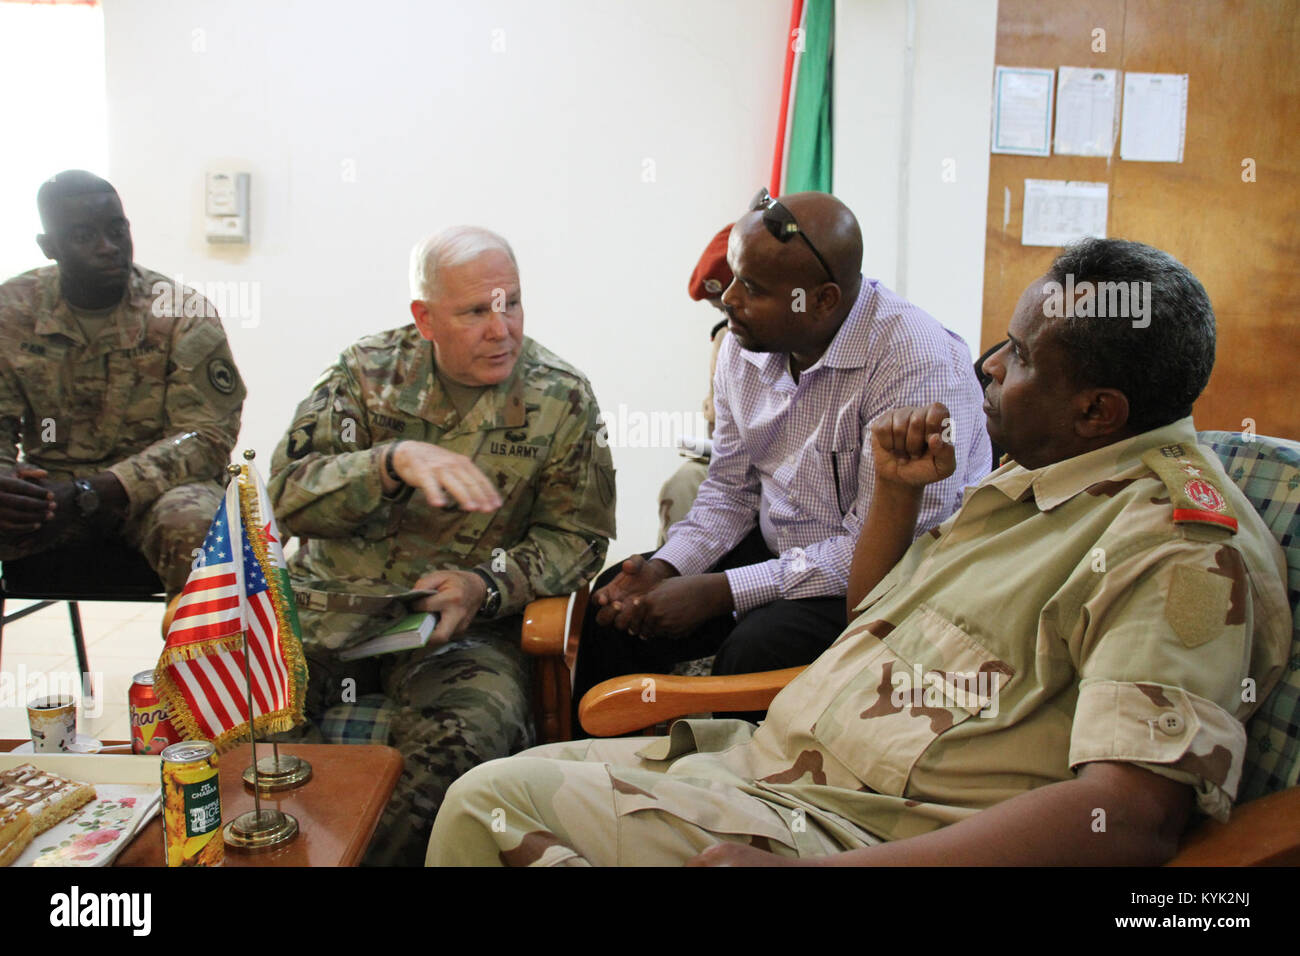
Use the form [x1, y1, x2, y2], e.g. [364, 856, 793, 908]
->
[268, 225, 614, 866]
[428, 238, 1291, 867]
[0, 171, 245, 597]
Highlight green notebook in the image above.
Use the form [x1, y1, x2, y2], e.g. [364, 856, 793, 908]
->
[338, 612, 439, 661]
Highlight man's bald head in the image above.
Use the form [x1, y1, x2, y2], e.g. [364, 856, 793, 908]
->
[721, 190, 866, 368]
[775, 191, 864, 288]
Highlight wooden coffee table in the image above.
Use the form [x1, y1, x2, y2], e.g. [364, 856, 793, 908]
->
[3, 740, 402, 867]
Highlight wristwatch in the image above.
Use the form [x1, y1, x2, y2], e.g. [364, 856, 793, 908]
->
[469, 568, 502, 618]
[73, 479, 99, 518]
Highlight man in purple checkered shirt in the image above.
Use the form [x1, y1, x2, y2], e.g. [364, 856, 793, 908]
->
[571, 191, 990, 727]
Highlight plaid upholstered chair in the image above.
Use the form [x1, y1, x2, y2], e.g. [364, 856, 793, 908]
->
[1168, 431, 1300, 864]
[577, 430, 1300, 866]
[301, 586, 587, 747]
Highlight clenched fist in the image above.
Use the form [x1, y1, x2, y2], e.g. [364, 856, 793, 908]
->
[870, 403, 956, 488]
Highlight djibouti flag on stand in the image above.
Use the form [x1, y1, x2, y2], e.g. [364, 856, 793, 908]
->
[772, 0, 834, 194]
[155, 461, 307, 751]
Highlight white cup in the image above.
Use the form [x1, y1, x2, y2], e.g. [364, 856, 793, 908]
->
[27, 695, 77, 753]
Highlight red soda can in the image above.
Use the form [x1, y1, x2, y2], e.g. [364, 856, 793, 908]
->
[129, 670, 181, 755]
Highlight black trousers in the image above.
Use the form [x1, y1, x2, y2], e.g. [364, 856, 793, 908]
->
[570, 527, 848, 735]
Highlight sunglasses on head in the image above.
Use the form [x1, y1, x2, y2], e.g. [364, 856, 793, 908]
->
[749, 187, 836, 286]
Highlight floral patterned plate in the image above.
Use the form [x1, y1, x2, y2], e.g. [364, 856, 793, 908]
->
[13, 784, 161, 867]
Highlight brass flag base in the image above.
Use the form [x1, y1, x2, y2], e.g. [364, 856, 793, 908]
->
[243, 754, 313, 792]
[223, 808, 299, 852]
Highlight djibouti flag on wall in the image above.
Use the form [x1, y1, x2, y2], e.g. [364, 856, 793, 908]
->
[772, 0, 834, 194]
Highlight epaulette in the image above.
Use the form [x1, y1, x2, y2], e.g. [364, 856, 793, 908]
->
[1140, 442, 1238, 533]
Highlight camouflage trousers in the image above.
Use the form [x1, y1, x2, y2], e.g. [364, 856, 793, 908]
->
[0, 480, 222, 598]
[279, 614, 534, 867]
[657, 459, 708, 547]
[427, 733, 853, 866]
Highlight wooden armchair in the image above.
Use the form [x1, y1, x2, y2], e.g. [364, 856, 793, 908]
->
[578, 664, 1300, 866]
[520, 585, 588, 744]
[578, 666, 802, 737]
[571, 430, 1300, 867]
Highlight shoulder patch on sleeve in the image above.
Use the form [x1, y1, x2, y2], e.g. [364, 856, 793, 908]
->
[207, 356, 238, 395]
[1165, 564, 1233, 647]
[286, 422, 316, 459]
[1140, 444, 1237, 533]
[308, 382, 330, 412]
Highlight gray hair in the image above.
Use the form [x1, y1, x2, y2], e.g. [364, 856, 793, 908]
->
[408, 226, 518, 301]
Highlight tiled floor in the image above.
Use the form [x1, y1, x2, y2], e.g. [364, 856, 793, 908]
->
[0, 599, 165, 744]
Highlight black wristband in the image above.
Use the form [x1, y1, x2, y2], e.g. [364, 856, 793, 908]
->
[469, 567, 502, 617]
[384, 441, 404, 484]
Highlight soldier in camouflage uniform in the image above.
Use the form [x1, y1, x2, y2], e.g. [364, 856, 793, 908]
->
[429, 239, 1291, 866]
[268, 225, 614, 866]
[0, 171, 245, 597]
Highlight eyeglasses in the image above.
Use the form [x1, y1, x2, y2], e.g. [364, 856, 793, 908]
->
[749, 187, 836, 286]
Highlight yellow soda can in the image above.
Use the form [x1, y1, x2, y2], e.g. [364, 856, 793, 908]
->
[161, 741, 224, 866]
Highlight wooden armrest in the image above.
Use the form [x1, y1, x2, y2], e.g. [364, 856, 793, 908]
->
[520, 597, 570, 656]
[521, 585, 589, 661]
[1167, 786, 1300, 866]
[578, 666, 806, 737]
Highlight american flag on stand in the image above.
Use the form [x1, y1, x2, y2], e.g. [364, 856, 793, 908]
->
[155, 462, 306, 751]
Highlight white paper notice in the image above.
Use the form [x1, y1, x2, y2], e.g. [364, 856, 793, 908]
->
[1120, 72, 1188, 162]
[1022, 180, 1109, 247]
[1054, 67, 1119, 157]
[992, 66, 1054, 156]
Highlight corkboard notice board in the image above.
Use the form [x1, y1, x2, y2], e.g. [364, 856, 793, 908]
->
[983, 0, 1299, 438]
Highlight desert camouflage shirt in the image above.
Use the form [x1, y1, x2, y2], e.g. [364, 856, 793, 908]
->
[627, 417, 1290, 851]
[268, 328, 615, 627]
[0, 265, 245, 519]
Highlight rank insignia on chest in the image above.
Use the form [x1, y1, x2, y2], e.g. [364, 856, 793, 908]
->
[1141, 444, 1238, 533]
[371, 412, 407, 433]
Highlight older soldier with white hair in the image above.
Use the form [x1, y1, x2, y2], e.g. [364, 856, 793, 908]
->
[268, 226, 615, 866]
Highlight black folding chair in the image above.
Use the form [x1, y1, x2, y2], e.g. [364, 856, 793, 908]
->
[0, 543, 165, 704]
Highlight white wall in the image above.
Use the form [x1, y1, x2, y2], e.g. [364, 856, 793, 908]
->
[835, 0, 998, 354]
[102, 0, 996, 560]
[0, 2, 107, 280]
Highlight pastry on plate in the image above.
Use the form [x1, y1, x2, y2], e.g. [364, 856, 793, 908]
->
[0, 804, 34, 867]
[0, 764, 96, 836]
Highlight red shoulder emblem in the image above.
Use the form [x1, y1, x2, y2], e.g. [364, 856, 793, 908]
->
[1184, 479, 1227, 513]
